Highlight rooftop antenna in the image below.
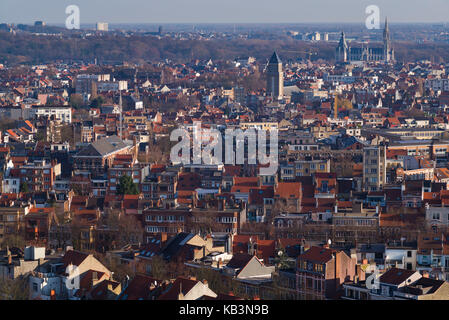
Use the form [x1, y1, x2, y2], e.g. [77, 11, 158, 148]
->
[119, 89, 123, 140]
[442, 232, 445, 280]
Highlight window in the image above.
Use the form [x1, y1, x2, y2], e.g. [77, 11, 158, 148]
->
[33, 283, 38, 292]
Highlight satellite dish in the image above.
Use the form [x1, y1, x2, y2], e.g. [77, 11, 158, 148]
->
[328, 239, 332, 245]
[278, 250, 283, 256]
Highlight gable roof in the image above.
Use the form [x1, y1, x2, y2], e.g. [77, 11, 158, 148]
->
[158, 277, 198, 300]
[299, 246, 336, 263]
[379, 268, 417, 286]
[75, 135, 129, 158]
[119, 274, 162, 300]
[227, 252, 254, 269]
[89, 280, 120, 300]
[62, 250, 89, 268]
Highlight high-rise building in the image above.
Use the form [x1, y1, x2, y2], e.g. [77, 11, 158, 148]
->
[363, 144, 386, 191]
[266, 52, 283, 100]
[96, 22, 109, 32]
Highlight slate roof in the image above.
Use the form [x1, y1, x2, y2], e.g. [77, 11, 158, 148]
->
[227, 252, 254, 269]
[62, 250, 89, 268]
[75, 135, 129, 157]
[119, 274, 162, 300]
[158, 277, 198, 300]
[379, 268, 416, 286]
[269, 52, 281, 64]
[161, 232, 196, 261]
[402, 277, 445, 295]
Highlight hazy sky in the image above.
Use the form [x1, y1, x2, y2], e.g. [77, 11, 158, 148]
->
[1, 0, 449, 24]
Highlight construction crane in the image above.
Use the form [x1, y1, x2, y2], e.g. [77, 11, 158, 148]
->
[277, 49, 318, 62]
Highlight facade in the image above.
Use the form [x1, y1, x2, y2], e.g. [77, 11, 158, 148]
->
[75, 74, 110, 94]
[266, 52, 284, 100]
[96, 22, 109, 31]
[73, 135, 134, 177]
[336, 18, 394, 63]
[425, 78, 449, 92]
[296, 246, 359, 300]
[30, 106, 72, 123]
[363, 145, 387, 191]
[17, 159, 58, 192]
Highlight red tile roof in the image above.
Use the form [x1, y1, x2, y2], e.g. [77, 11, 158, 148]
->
[299, 246, 336, 263]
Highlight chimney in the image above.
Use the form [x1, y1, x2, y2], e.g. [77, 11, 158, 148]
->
[50, 289, 56, 300]
[202, 279, 208, 288]
[160, 232, 168, 245]
[92, 271, 98, 287]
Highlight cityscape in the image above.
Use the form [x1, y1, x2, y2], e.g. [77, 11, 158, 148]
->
[2, 0, 449, 306]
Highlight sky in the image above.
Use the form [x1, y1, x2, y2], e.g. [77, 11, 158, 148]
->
[1, 0, 449, 24]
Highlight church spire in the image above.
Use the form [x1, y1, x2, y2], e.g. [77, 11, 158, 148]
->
[383, 17, 390, 47]
[383, 17, 393, 62]
[336, 32, 348, 62]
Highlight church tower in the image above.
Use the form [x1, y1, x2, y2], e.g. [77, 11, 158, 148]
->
[383, 17, 394, 63]
[336, 32, 348, 62]
[266, 52, 284, 100]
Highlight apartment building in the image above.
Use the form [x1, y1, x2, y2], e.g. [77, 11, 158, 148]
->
[363, 144, 386, 191]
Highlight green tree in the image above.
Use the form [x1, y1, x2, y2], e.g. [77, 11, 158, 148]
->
[34, 129, 45, 142]
[273, 248, 295, 270]
[1, 234, 26, 250]
[0, 276, 30, 300]
[149, 255, 168, 280]
[69, 94, 84, 109]
[116, 175, 139, 195]
[20, 182, 29, 193]
[90, 96, 104, 108]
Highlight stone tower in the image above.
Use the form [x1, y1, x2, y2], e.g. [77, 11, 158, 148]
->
[335, 32, 348, 63]
[266, 51, 284, 100]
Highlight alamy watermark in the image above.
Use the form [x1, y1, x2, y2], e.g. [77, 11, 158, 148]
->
[170, 122, 278, 175]
[365, 267, 380, 290]
[65, 264, 80, 290]
[65, 5, 80, 30]
[365, 5, 380, 30]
